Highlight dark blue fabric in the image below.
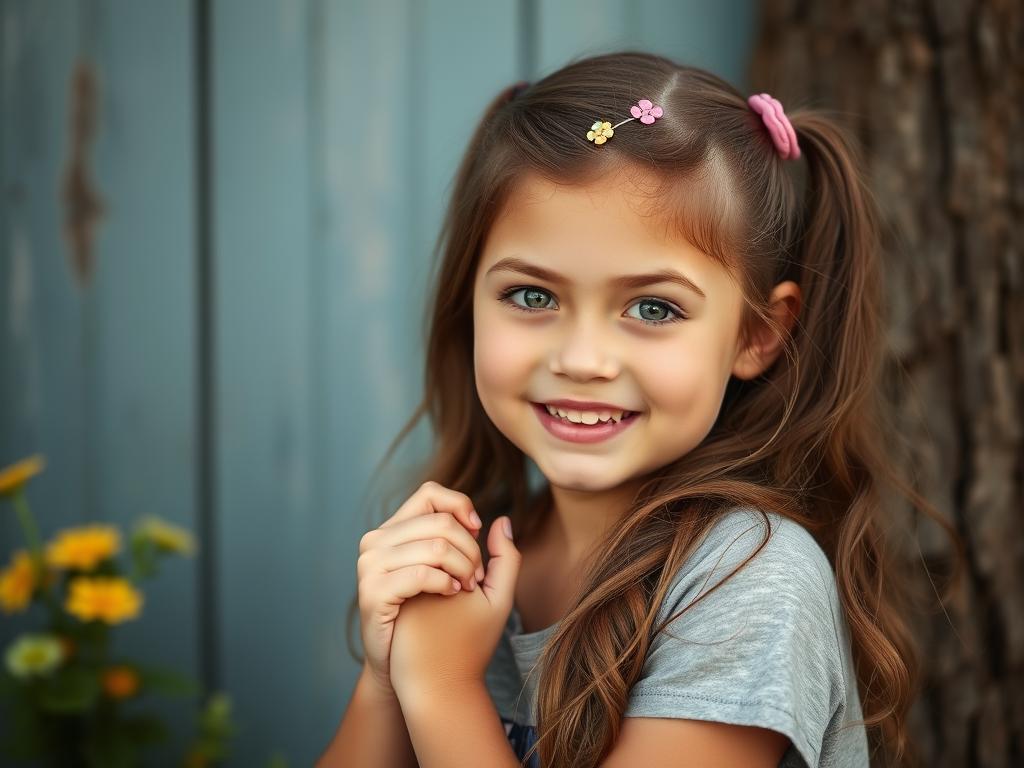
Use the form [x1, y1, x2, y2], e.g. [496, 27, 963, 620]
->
[501, 715, 540, 767]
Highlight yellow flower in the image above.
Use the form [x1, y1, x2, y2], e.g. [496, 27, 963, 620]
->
[586, 120, 614, 145]
[0, 454, 45, 496]
[101, 664, 140, 699]
[0, 550, 36, 613]
[135, 515, 196, 556]
[4, 633, 64, 679]
[65, 576, 143, 624]
[46, 524, 121, 571]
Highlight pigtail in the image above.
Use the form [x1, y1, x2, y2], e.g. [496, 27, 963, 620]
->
[788, 112, 885, 406]
[787, 112, 925, 767]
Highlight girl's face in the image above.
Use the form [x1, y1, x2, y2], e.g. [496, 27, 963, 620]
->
[472, 169, 748, 494]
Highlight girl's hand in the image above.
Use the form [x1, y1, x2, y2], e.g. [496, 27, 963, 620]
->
[389, 515, 521, 702]
[356, 481, 486, 695]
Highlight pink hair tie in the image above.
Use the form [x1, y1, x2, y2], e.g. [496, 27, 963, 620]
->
[747, 93, 800, 160]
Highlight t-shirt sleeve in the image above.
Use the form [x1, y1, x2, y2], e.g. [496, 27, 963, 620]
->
[624, 510, 847, 768]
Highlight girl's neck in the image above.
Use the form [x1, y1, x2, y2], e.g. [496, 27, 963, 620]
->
[536, 478, 643, 563]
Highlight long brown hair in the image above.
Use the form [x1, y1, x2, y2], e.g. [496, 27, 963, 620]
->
[347, 51, 964, 767]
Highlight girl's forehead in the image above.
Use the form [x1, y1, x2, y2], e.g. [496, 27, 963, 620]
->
[481, 170, 721, 278]
[499, 167, 661, 218]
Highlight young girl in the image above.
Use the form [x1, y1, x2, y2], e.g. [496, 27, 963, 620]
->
[319, 51, 960, 768]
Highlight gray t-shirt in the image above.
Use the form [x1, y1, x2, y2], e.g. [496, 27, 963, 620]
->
[485, 506, 870, 767]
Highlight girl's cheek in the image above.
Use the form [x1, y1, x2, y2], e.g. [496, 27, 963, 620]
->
[475, 313, 536, 370]
[472, 319, 539, 448]
[474, 318, 534, 390]
[639, 343, 722, 418]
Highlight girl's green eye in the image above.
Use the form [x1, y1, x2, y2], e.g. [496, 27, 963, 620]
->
[500, 287, 555, 310]
[625, 300, 684, 325]
[497, 286, 687, 326]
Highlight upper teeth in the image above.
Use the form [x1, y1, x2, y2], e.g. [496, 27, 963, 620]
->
[544, 405, 630, 424]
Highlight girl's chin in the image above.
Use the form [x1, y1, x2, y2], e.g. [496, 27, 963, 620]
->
[533, 461, 636, 488]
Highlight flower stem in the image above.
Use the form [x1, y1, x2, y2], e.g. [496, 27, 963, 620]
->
[12, 487, 60, 610]
[12, 488, 43, 558]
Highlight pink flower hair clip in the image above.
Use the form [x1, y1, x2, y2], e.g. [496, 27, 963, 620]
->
[586, 98, 663, 145]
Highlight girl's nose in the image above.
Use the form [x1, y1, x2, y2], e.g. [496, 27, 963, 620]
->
[548, 322, 621, 381]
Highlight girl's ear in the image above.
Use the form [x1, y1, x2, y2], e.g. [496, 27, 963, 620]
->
[731, 281, 802, 380]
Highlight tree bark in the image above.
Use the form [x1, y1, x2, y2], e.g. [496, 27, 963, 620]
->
[751, 1, 1023, 766]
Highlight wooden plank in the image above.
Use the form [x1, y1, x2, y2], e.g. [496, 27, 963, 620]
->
[310, 0, 426, 754]
[0, 0, 200, 762]
[211, 0, 521, 761]
[0, 18, 87, 751]
[536, 0, 756, 89]
[0, 1, 89, 552]
[212, 0, 316, 763]
[536, 0, 631, 74]
[630, 0, 756, 88]
[89, 1, 200, 760]
[311, 0, 522, 760]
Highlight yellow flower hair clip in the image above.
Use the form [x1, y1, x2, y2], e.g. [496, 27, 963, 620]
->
[586, 99, 663, 145]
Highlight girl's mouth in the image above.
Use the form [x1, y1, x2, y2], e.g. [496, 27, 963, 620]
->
[530, 402, 640, 444]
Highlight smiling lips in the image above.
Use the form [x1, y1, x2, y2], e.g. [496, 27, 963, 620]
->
[540, 403, 632, 424]
[537, 399, 639, 424]
[531, 402, 640, 443]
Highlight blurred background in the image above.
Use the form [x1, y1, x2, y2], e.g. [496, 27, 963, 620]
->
[1, 0, 1020, 767]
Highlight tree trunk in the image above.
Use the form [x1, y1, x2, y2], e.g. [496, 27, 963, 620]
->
[750, 1, 1023, 766]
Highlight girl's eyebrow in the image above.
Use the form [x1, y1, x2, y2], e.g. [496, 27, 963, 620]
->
[485, 256, 707, 300]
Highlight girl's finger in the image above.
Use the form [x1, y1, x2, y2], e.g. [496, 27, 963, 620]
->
[367, 513, 485, 585]
[378, 480, 481, 535]
[372, 564, 464, 604]
[372, 538, 478, 591]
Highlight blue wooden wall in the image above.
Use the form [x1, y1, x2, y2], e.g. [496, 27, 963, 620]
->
[0, 1, 755, 764]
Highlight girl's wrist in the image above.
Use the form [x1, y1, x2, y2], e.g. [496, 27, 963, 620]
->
[360, 663, 397, 702]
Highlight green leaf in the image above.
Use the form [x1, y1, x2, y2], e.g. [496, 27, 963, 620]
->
[135, 664, 200, 697]
[198, 691, 236, 740]
[0, 668, 21, 698]
[93, 559, 122, 578]
[83, 730, 138, 768]
[72, 618, 111, 650]
[129, 534, 158, 580]
[35, 664, 100, 713]
[0, 696, 50, 758]
[122, 713, 169, 744]
[187, 741, 231, 762]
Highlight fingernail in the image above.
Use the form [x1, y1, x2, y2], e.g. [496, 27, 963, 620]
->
[469, 510, 482, 528]
[451, 578, 461, 591]
[503, 518, 513, 540]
